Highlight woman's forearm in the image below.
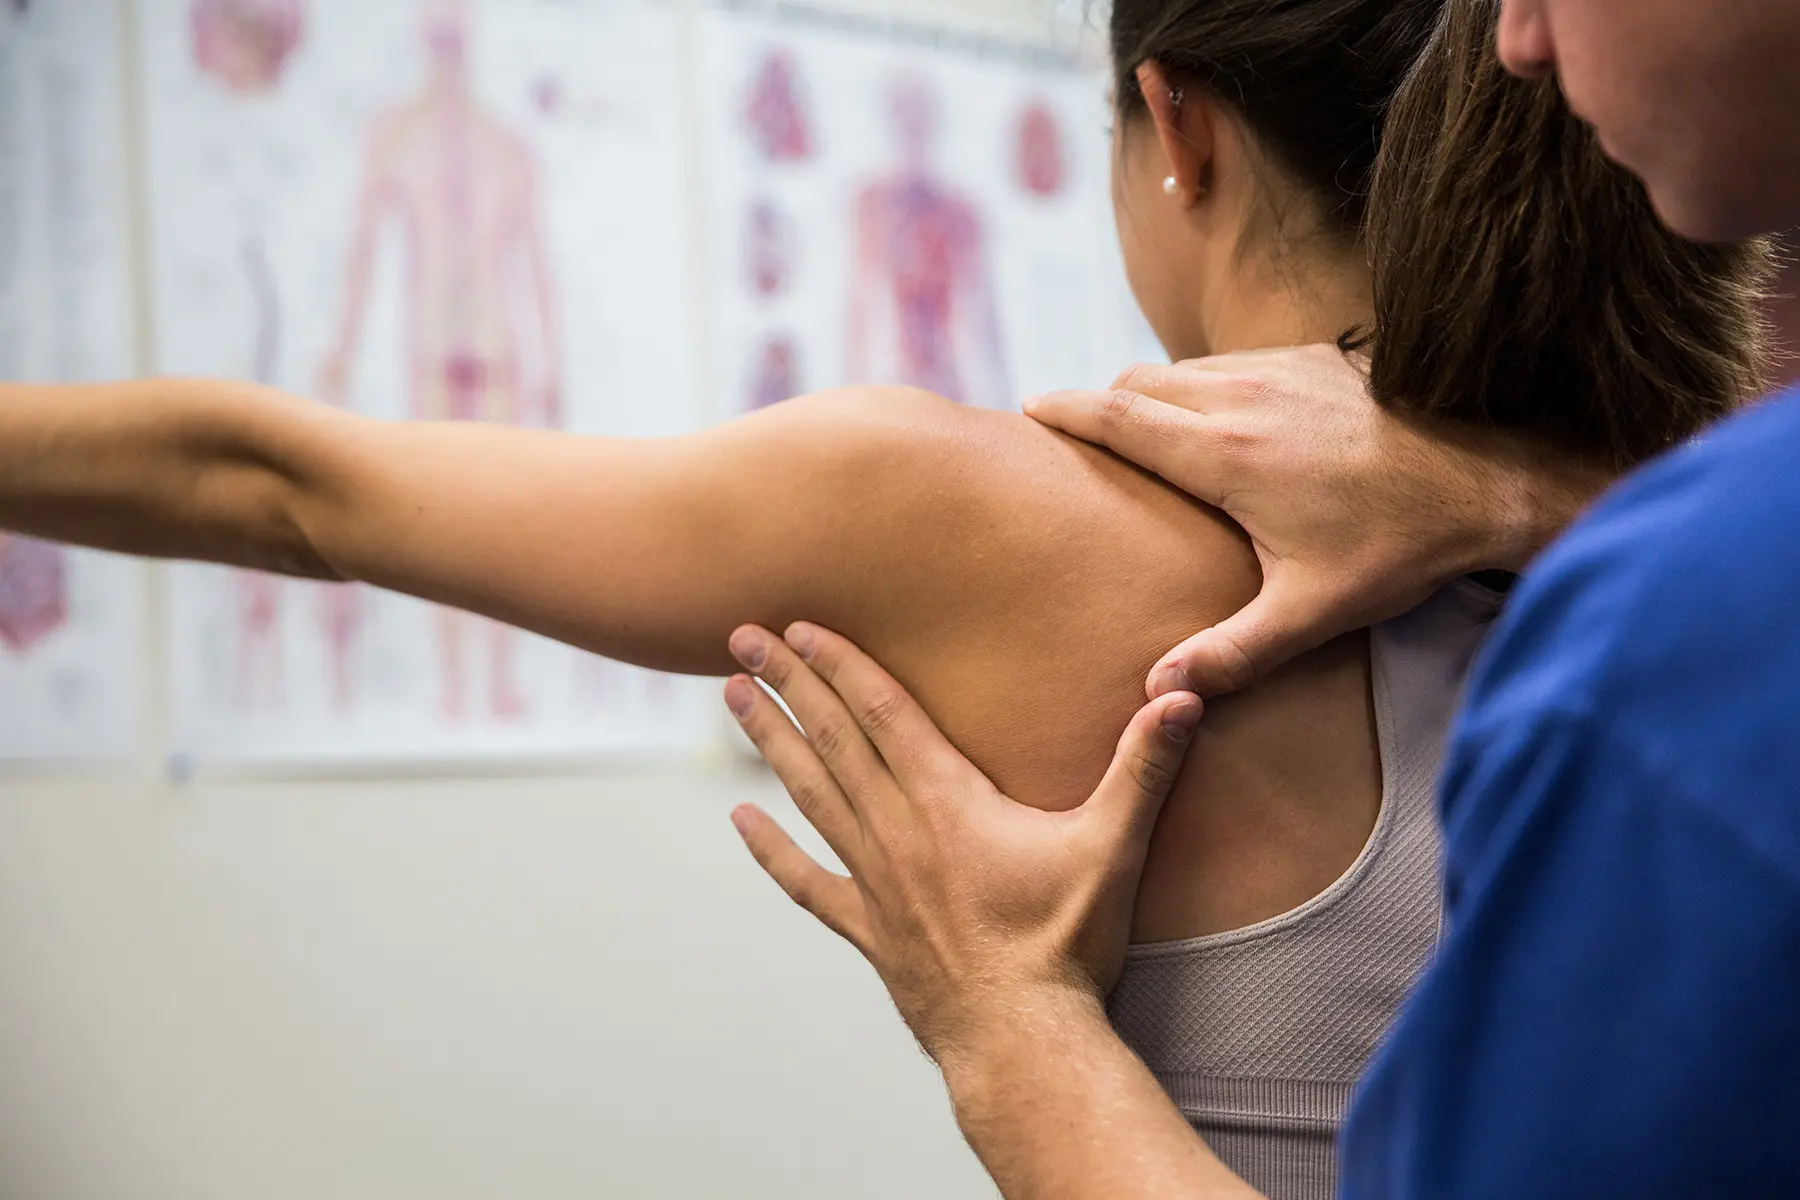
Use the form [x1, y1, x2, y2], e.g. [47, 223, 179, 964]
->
[0, 379, 346, 579]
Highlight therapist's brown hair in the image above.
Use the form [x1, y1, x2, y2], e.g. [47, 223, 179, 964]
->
[1366, 0, 1774, 470]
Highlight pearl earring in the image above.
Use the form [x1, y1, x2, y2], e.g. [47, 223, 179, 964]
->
[1163, 176, 1179, 196]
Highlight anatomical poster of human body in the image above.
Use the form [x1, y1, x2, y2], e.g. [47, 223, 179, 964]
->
[701, 4, 1140, 417]
[0, 1, 144, 763]
[140, 0, 709, 766]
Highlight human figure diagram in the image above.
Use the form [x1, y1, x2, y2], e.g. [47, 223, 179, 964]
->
[847, 75, 1011, 409]
[188, 0, 321, 711]
[317, 0, 563, 721]
[0, 533, 67, 656]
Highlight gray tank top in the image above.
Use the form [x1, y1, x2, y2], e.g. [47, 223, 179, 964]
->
[1107, 581, 1498, 1200]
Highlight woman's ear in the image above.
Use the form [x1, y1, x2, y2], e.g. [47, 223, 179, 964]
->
[1136, 60, 1213, 207]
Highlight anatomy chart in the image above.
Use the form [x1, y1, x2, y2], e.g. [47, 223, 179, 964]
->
[702, 6, 1140, 416]
[140, 0, 709, 766]
[0, 1, 143, 762]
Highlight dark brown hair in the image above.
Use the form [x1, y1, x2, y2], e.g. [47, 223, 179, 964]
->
[1110, 0, 1445, 238]
[1366, 0, 1773, 469]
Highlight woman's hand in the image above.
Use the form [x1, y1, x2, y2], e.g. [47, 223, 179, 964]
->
[1028, 346, 1610, 698]
[722, 621, 1202, 1069]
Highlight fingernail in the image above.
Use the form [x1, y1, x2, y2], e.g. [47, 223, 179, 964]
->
[724, 675, 756, 719]
[1161, 698, 1202, 743]
[730, 806, 754, 837]
[1150, 665, 1195, 698]
[1022, 394, 1042, 412]
[729, 629, 767, 672]
[785, 623, 816, 660]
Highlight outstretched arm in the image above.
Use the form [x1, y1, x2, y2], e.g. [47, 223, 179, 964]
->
[0, 378, 995, 676]
[0, 381, 346, 580]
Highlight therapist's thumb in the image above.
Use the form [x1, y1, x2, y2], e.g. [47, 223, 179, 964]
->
[1151, 583, 1336, 699]
[1088, 692, 1203, 836]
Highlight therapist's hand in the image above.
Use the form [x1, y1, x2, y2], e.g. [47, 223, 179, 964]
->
[1028, 345, 1610, 697]
[722, 621, 1202, 1069]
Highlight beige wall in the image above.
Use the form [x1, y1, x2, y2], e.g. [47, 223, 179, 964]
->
[0, 0, 1090, 1195]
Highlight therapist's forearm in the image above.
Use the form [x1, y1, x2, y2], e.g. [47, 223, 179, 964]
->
[938, 986, 1266, 1200]
[0, 379, 345, 579]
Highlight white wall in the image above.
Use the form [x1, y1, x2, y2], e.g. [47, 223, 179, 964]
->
[0, 767, 994, 1199]
[0, 1, 1095, 1195]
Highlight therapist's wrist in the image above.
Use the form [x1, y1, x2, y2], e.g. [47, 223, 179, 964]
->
[1405, 419, 1616, 577]
[933, 981, 1110, 1110]
[1479, 443, 1615, 574]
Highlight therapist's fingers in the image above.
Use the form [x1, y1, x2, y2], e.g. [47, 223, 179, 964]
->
[731, 626, 895, 809]
[1109, 359, 1234, 405]
[783, 622, 970, 797]
[730, 803, 873, 953]
[1023, 387, 1232, 512]
[726, 673, 864, 865]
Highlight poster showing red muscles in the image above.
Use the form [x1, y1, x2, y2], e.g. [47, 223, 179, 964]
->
[141, 0, 709, 768]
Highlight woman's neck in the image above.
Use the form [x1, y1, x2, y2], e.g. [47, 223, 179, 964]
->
[1193, 239, 1375, 358]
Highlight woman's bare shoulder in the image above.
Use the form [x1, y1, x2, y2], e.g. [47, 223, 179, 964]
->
[757, 385, 1261, 805]
[783, 384, 1256, 597]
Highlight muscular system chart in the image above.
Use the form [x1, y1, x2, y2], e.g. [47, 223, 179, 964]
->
[140, 0, 710, 768]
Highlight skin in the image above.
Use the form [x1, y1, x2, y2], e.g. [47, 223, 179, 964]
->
[735, 2, 1800, 1197]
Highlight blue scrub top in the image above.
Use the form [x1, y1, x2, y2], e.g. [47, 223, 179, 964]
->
[1339, 384, 1800, 1198]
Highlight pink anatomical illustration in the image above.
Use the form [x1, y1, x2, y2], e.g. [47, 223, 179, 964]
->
[847, 75, 1010, 408]
[0, 534, 68, 656]
[190, 0, 308, 96]
[1015, 101, 1066, 199]
[747, 335, 801, 411]
[743, 199, 796, 298]
[190, 0, 311, 710]
[317, 0, 563, 722]
[229, 224, 293, 710]
[745, 48, 814, 165]
[531, 74, 563, 118]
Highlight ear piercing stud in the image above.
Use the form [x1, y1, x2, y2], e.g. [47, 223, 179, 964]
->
[1163, 176, 1179, 196]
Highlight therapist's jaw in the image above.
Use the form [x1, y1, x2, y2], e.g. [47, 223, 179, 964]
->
[1497, 0, 1800, 242]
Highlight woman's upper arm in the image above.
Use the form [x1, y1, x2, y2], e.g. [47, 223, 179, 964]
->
[299, 388, 980, 676]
